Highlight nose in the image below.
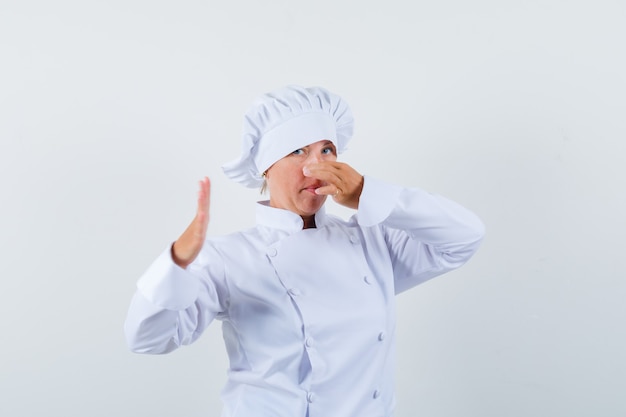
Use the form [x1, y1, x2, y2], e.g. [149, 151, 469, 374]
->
[307, 152, 322, 164]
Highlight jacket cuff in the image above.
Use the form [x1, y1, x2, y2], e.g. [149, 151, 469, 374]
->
[136, 244, 201, 310]
[356, 176, 404, 227]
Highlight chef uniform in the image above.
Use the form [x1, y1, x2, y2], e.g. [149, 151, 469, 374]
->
[124, 86, 485, 417]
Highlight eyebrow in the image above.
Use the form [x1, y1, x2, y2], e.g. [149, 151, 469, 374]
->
[294, 141, 335, 152]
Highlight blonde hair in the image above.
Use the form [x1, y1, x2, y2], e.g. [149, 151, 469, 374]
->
[260, 172, 268, 195]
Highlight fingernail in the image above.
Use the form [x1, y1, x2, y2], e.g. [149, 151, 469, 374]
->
[303, 166, 311, 176]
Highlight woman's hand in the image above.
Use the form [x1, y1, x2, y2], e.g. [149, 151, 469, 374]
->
[303, 162, 364, 209]
[172, 177, 211, 269]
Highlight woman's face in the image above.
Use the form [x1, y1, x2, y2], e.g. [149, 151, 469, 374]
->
[266, 140, 337, 218]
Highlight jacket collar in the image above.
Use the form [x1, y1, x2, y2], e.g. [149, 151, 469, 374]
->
[255, 201, 328, 233]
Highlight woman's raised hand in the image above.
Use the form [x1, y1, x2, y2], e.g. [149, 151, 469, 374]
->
[303, 162, 364, 209]
[171, 177, 211, 269]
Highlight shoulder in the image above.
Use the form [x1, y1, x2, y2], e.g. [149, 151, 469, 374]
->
[205, 226, 262, 252]
[324, 211, 386, 242]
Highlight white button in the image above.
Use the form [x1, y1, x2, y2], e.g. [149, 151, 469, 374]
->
[364, 275, 372, 285]
[288, 288, 301, 297]
[305, 337, 314, 348]
[349, 235, 358, 244]
[307, 392, 315, 403]
[373, 389, 380, 399]
[378, 332, 385, 341]
[268, 248, 277, 257]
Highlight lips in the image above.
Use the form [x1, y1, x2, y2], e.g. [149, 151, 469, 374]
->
[302, 181, 324, 194]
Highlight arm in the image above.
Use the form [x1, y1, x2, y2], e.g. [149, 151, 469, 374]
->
[123, 177, 228, 353]
[358, 176, 485, 293]
[123, 242, 228, 354]
[304, 162, 484, 291]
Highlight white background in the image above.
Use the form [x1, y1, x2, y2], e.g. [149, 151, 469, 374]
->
[1, 0, 625, 416]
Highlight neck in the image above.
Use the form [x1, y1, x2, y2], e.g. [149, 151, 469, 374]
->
[302, 215, 316, 229]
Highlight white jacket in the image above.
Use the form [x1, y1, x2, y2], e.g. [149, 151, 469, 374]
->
[124, 176, 485, 417]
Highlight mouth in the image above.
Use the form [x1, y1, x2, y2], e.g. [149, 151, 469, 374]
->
[302, 182, 325, 195]
[302, 187, 320, 195]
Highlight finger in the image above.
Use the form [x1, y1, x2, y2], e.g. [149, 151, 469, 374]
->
[303, 164, 343, 188]
[303, 162, 341, 178]
[197, 177, 211, 207]
[196, 177, 211, 228]
[314, 184, 339, 196]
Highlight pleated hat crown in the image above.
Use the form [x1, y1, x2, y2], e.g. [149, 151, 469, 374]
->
[222, 85, 354, 188]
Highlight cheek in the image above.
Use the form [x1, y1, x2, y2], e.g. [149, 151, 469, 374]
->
[268, 167, 303, 193]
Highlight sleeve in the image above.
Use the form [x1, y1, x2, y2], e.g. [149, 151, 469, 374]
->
[123, 241, 229, 354]
[357, 175, 485, 293]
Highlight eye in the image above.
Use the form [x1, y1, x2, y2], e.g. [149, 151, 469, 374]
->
[291, 149, 305, 156]
[322, 146, 335, 155]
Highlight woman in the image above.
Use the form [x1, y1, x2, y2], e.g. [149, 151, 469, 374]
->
[124, 85, 485, 417]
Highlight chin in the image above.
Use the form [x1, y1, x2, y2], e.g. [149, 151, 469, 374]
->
[298, 196, 326, 216]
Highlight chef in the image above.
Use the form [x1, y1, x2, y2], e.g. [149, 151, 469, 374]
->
[124, 85, 485, 417]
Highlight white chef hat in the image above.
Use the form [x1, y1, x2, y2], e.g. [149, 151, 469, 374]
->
[222, 85, 354, 188]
